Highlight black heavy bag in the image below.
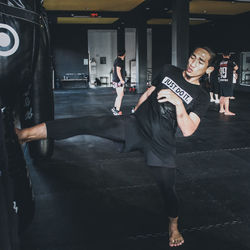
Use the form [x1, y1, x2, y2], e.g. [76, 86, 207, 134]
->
[0, 110, 20, 250]
[3, 108, 35, 232]
[0, 0, 48, 232]
[22, 9, 54, 159]
[0, 0, 54, 159]
[0, 0, 41, 107]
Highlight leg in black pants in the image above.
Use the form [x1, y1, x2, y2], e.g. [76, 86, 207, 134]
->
[148, 166, 184, 247]
[46, 116, 126, 142]
[147, 166, 178, 218]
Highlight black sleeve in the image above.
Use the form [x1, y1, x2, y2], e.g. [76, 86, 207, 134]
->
[151, 64, 171, 87]
[116, 59, 123, 68]
[228, 60, 236, 69]
[191, 90, 210, 119]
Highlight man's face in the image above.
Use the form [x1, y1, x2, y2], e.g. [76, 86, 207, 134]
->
[185, 48, 211, 79]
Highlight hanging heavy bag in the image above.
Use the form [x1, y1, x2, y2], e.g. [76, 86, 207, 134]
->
[0, 0, 54, 159]
[3, 108, 35, 232]
[0, 0, 53, 234]
[24, 9, 54, 159]
[0, 110, 20, 250]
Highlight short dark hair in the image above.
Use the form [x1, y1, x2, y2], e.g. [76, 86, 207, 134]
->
[194, 46, 216, 67]
[118, 49, 126, 57]
[222, 51, 231, 57]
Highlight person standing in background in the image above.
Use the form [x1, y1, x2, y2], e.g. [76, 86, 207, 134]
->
[111, 49, 126, 116]
[230, 69, 238, 100]
[218, 52, 238, 115]
[209, 60, 220, 104]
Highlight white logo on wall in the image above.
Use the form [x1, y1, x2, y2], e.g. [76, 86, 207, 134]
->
[0, 23, 20, 56]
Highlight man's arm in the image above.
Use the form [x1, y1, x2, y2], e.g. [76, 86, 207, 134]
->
[232, 61, 238, 71]
[157, 89, 200, 137]
[116, 66, 125, 84]
[134, 86, 156, 111]
[234, 64, 238, 71]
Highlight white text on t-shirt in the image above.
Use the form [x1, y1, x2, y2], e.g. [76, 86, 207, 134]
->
[161, 76, 193, 104]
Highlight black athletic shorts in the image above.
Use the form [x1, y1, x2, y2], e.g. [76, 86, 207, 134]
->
[220, 82, 233, 97]
[125, 116, 176, 168]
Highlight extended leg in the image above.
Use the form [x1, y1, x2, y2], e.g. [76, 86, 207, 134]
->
[16, 116, 126, 143]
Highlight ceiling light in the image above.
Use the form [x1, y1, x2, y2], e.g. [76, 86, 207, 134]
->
[189, 17, 206, 21]
[72, 15, 90, 18]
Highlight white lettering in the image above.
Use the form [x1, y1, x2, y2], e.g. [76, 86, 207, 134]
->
[161, 77, 193, 104]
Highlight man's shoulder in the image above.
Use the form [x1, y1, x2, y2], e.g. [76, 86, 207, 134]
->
[162, 64, 180, 70]
[198, 86, 210, 102]
[114, 57, 122, 64]
[161, 64, 182, 75]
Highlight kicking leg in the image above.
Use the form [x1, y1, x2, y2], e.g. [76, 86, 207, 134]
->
[16, 116, 126, 143]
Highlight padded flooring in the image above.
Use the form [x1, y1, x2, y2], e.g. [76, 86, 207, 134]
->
[21, 87, 250, 250]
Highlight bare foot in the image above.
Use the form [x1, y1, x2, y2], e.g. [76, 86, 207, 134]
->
[224, 111, 236, 116]
[219, 109, 225, 113]
[169, 217, 184, 247]
[169, 230, 184, 247]
[15, 123, 47, 143]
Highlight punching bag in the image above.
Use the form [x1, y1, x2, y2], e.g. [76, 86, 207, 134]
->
[0, 110, 20, 250]
[3, 108, 35, 232]
[21, 8, 54, 159]
[0, 0, 54, 234]
[0, 0, 54, 159]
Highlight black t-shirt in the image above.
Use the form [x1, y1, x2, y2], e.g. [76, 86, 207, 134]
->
[112, 57, 125, 83]
[218, 58, 236, 84]
[134, 65, 209, 167]
[210, 62, 219, 83]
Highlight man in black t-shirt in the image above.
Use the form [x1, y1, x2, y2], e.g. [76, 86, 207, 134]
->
[111, 49, 126, 116]
[218, 53, 238, 115]
[16, 47, 216, 248]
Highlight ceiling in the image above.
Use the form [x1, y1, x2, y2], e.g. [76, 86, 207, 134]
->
[43, 0, 250, 25]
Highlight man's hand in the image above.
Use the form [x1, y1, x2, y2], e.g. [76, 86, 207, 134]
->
[157, 89, 182, 106]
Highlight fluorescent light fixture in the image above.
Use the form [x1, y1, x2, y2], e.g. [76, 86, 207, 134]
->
[189, 17, 206, 21]
[235, 0, 250, 2]
[73, 15, 89, 18]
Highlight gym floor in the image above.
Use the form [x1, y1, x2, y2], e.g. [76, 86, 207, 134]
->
[21, 87, 250, 250]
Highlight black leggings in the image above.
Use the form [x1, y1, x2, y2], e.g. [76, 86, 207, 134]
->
[148, 166, 178, 218]
[45, 116, 179, 218]
[46, 116, 126, 142]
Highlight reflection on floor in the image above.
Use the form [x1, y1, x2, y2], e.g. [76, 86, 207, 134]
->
[21, 88, 250, 250]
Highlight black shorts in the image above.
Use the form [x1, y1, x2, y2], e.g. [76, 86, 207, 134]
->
[220, 82, 233, 97]
[209, 78, 219, 94]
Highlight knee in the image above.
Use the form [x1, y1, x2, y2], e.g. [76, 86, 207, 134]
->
[118, 91, 124, 98]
